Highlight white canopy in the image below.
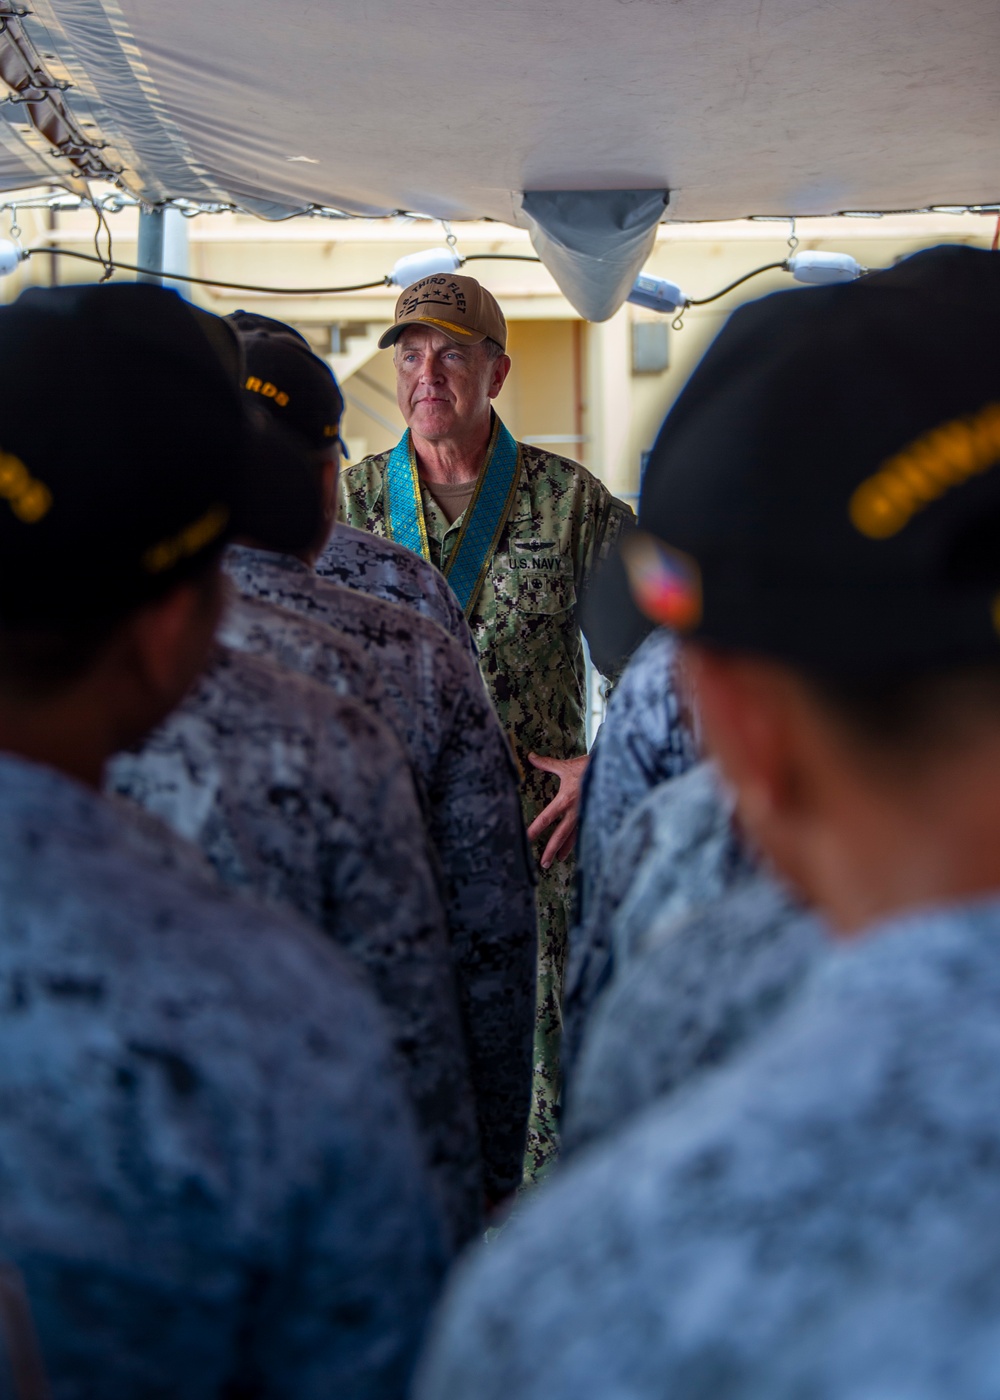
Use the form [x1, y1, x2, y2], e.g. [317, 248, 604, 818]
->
[1, 0, 997, 315]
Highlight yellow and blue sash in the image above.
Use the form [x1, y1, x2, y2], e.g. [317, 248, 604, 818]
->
[385, 415, 521, 618]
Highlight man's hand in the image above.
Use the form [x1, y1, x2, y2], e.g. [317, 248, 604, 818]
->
[526, 753, 589, 870]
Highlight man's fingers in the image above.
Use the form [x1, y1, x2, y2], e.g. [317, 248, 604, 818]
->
[527, 751, 562, 777]
[541, 811, 577, 870]
[554, 824, 578, 864]
[526, 792, 570, 842]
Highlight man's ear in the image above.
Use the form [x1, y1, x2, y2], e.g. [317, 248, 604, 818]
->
[125, 573, 223, 712]
[682, 644, 816, 857]
[488, 354, 512, 400]
[319, 453, 339, 524]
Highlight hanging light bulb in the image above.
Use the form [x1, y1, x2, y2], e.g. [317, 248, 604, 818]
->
[787, 251, 864, 285]
[388, 247, 462, 288]
[627, 273, 688, 314]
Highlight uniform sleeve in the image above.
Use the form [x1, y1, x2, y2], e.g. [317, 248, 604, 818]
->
[428, 667, 538, 1202]
[314, 719, 485, 1248]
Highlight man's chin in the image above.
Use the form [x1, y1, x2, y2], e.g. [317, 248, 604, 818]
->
[409, 410, 457, 440]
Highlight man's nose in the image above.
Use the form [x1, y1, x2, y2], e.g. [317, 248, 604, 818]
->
[418, 354, 444, 382]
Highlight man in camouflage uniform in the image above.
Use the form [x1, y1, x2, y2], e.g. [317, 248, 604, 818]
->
[0, 282, 444, 1396]
[222, 317, 537, 1212]
[109, 642, 482, 1250]
[338, 274, 633, 1177]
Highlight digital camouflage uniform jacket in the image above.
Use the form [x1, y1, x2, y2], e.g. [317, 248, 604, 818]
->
[223, 547, 537, 1203]
[220, 584, 386, 708]
[340, 440, 633, 1176]
[417, 900, 1000, 1400]
[564, 877, 823, 1154]
[576, 628, 699, 922]
[317, 522, 478, 661]
[107, 644, 482, 1249]
[562, 762, 755, 1079]
[339, 442, 634, 803]
[0, 752, 444, 1399]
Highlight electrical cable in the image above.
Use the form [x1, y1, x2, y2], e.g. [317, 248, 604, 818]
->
[684, 261, 788, 305]
[24, 245, 391, 294]
[463, 253, 542, 264]
[90, 200, 114, 282]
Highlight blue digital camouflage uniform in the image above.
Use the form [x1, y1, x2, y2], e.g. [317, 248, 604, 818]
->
[317, 521, 478, 661]
[563, 761, 755, 1078]
[220, 583, 386, 707]
[416, 898, 1000, 1400]
[108, 643, 482, 1249]
[223, 545, 537, 1204]
[563, 876, 824, 1153]
[339, 438, 634, 1179]
[0, 750, 445, 1399]
[575, 628, 699, 922]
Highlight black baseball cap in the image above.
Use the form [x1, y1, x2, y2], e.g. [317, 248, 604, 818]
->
[0, 282, 323, 627]
[590, 244, 1000, 678]
[226, 310, 346, 455]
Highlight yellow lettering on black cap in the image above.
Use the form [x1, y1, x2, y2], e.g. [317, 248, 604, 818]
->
[851, 403, 1000, 539]
[245, 375, 289, 409]
[0, 449, 52, 525]
[142, 504, 230, 575]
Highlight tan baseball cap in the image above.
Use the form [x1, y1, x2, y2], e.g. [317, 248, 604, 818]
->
[378, 273, 507, 352]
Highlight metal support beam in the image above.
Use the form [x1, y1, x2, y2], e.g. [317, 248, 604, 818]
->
[136, 207, 164, 286]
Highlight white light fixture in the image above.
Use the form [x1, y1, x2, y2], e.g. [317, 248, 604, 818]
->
[0, 240, 23, 277]
[388, 247, 462, 288]
[627, 273, 687, 314]
[787, 251, 863, 285]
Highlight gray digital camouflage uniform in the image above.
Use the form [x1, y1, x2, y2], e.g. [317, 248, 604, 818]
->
[107, 644, 482, 1249]
[563, 761, 755, 1077]
[563, 877, 824, 1153]
[0, 751, 445, 1399]
[340, 439, 634, 1179]
[416, 898, 1000, 1400]
[223, 546, 536, 1203]
[317, 521, 478, 660]
[220, 583, 386, 707]
[575, 628, 699, 921]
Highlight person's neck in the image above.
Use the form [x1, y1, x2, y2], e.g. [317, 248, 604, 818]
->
[0, 697, 117, 791]
[411, 414, 493, 485]
[802, 735, 1000, 936]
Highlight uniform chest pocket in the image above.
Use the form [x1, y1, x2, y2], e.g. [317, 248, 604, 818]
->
[513, 567, 577, 615]
[505, 538, 577, 615]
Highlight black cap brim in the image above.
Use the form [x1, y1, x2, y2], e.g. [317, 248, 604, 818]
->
[579, 525, 656, 677]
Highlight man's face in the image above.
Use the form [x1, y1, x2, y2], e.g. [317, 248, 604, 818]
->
[394, 326, 509, 441]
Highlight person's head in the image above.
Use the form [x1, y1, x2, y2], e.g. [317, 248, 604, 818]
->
[378, 274, 511, 442]
[226, 310, 345, 562]
[0, 282, 320, 782]
[617, 245, 1000, 931]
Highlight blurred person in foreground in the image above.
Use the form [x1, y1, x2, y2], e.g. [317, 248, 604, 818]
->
[220, 312, 537, 1219]
[110, 312, 484, 1249]
[0, 282, 444, 1397]
[415, 244, 1000, 1400]
[339, 273, 635, 1176]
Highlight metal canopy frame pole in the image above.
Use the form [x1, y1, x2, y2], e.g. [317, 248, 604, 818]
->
[136, 207, 164, 286]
